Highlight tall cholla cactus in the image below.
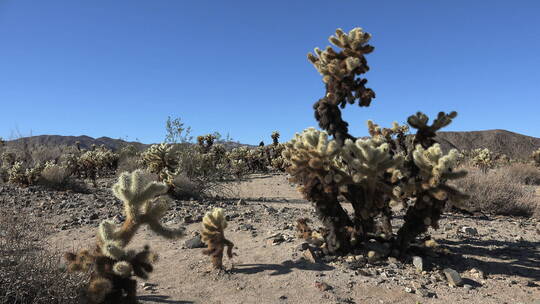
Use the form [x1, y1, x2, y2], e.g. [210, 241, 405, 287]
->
[531, 148, 540, 166]
[141, 143, 179, 181]
[282, 27, 468, 256]
[201, 208, 235, 269]
[64, 170, 185, 304]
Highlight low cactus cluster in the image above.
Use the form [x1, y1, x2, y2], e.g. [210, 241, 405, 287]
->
[282, 27, 469, 256]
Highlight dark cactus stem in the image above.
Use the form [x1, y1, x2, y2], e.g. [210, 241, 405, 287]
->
[305, 179, 353, 255]
[395, 198, 445, 254]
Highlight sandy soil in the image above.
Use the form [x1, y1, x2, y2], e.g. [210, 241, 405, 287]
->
[43, 174, 540, 304]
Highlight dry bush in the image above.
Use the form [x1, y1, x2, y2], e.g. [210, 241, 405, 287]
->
[502, 162, 540, 186]
[38, 165, 87, 192]
[0, 210, 86, 304]
[116, 155, 143, 175]
[168, 173, 204, 199]
[452, 166, 537, 217]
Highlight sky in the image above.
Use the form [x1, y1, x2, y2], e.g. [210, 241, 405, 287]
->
[0, 1, 539, 144]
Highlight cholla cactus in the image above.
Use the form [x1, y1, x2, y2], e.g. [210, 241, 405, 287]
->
[141, 143, 179, 181]
[7, 161, 27, 185]
[470, 148, 494, 172]
[531, 148, 540, 166]
[201, 208, 235, 269]
[65, 170, 184, 303]
[282, 28, 468, 256]
[7, 161, 44, 186]
[271, 131, 280, 146]
[1, 151, 16, 169]
[197, 134, 217, 153]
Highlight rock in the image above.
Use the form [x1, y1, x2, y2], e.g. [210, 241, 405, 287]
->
[412, 256, 423, 272]
[237, 199, 247, 206]
[443, 268, 463, 287]
[461, 226, 478, 236]
[463, 284, 472, 290]
[387, 257, 398, 264]
[416, 288, 430, 297]
[184, 235, 205, 249]
[296, 242, 309, 251]
[303, 247, 319, 263]
[469, 267, 486, 279]
[315, 281, 332, 291]
[239, 223, 255, 231]
[404, 287, 413, 293]
[367, 250, 380, 263]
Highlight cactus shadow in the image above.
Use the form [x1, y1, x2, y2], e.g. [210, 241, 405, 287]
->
[232, 259, 334, 276]
[436, 238, 540, 280]
[138, 295, 194, 304]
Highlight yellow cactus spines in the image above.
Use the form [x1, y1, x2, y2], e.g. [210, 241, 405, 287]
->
[282, 128, 349, 194]
[201, 208, 235, 269]
[410, 144, 468, 202]
[341, 138, 403, 184]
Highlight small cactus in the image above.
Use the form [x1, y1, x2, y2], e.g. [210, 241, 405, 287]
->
[201, 208, 235, 269]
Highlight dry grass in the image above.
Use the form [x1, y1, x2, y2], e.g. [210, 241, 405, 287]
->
[452, 165, 539, 217]
[0, 210, 87, 304]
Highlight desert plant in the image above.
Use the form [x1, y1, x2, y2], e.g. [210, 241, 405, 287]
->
[271, 131, 280, 146]
[164, 116, 193, 144]
[282, 28, 468, 256]
[0, 210, 86, 304]
[7, 161, 44, 186]
[470, 148, 494, 172]
[201, 208, 235, 269]
[141, 143, 179, 181]
[64, 170, 185, 304]
[452, 166, 536, 216]
[532, 148, 540, 166]
[197, 134, 217, 153]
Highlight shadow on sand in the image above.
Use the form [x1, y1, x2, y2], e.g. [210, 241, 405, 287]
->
[138, 295, 194, 304]
[436, 237, 540, 280]
[232, 259, 334, 276]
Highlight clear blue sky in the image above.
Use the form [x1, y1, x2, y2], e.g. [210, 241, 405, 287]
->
[1, 1, 539, 144]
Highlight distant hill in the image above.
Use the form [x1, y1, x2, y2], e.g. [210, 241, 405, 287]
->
[4, 135, 250, 152]
[435, 129, 540, 159]
[4, 130, 539, 159]
[5, 135, 147, 151]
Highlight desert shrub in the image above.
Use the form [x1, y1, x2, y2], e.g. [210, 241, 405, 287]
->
[169, 145, 237, 198]
[451, 166, 536, 217]
[167, 173, 204, 199]
[30, 145, 66, 164]
[502, 162, 540, 185]
[532, 148, 540, 166]
[116, 155, 143, 175]
[38, 163, 87, 192]
[0, 210, 86, 304]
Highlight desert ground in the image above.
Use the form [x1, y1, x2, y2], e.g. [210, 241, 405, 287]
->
[3, 173, 540, 304]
